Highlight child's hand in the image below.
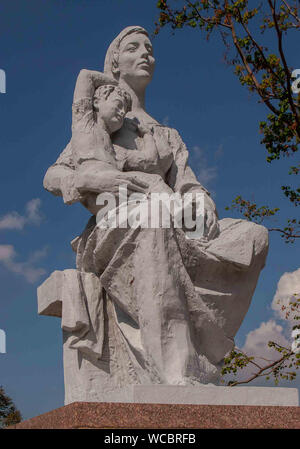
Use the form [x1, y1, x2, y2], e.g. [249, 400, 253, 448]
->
[125, 118, 153, 137]
[137, 124, 154, 137]
[125, 117, 140, 134]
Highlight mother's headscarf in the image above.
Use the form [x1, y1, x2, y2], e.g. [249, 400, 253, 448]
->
[104, 26, 149, 80]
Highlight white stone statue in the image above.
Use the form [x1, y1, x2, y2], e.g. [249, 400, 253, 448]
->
[39, 26, 269, 404]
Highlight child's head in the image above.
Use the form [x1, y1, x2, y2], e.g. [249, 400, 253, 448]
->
[93, 84, 131, 134]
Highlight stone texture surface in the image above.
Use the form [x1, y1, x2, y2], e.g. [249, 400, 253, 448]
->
[90, 385, 299, 407]
[37, 270, 63, 317]
[8, 402, 300, 429]
[39, 25, 270, 404]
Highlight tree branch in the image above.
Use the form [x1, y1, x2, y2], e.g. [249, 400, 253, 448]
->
[269, 0, 300, 134]
[229, 351, 293, 387]
[269, 227, 300, 238]
[236, 7, 286, 92]
[228, 12, 280, 115]
[186, 0, 231, 29]
[281, 0, 300, 24]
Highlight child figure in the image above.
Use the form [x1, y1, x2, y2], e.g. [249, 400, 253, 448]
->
[71, 69, 174, 220]
[72, 80, 160, 176]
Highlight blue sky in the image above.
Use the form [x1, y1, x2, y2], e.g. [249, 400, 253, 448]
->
[0, 0, 299, 420]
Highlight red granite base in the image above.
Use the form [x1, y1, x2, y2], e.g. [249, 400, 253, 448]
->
[7, 402, 300, 429]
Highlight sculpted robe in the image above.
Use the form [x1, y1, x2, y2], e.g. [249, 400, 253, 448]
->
[42, 117, 268, 403]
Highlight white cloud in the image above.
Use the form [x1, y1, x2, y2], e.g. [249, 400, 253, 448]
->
[242, 320, 290, 360]
[222, 320, 291, 386]
[27, 247, 48, 264]
[0, 198, 43, 231]
[25, 198, 43, 225]
[0, 244, 47, 283]
[237, 268, 300, 361]
[0, 213, 26, 231]
[214, 144, 224, 160]
[0, 199, 46, 283]
[162, 116, 169, 126]
[272, 268, 300, 323]
[191, 145, 218, 187]
[0, 244, 16, 261]
[223, 269, 300, 386]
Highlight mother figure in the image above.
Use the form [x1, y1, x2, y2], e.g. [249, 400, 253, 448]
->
[43, 26, 268, 403]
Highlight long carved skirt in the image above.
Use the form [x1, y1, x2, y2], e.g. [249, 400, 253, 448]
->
[61, 206, 268, 404]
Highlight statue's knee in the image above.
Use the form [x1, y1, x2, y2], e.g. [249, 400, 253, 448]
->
[256, 225, 269, 263]
[244, 222, 269, 266]
[248, 222, 268, 250]
[225, 219, 269, 267]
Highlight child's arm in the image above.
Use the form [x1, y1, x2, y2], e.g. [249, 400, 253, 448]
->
[72, 69, 119, 169]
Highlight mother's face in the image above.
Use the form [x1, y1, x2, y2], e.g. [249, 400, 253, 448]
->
[117, 33, 155, 88]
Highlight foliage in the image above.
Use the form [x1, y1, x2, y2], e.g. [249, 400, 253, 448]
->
[155, 0, 299, 231]
[0, 386, 22, 428]
[154, 0, 300, 386]
[225, 195, 299, 242]
[221, 295, 300, 386]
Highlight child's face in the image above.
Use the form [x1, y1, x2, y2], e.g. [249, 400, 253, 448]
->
[96, 92, 126, 134]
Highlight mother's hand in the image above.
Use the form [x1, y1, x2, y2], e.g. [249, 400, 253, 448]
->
[75, 163, 149, 197]
[103, 171, 149, 196]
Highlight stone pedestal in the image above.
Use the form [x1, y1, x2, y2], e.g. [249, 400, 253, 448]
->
[8, 402, 300, 429]
[91, 385, 299, 407]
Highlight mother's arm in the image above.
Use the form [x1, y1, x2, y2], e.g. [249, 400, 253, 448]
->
[44, 154, 149, 217]
[44, 68, 149, 211]
[72, 71, 149, 195]
[166, 128, 219, 240]
[44, 68, 117, 204]
[73, 69, 117, 103]
[75, 160, 149, 196]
